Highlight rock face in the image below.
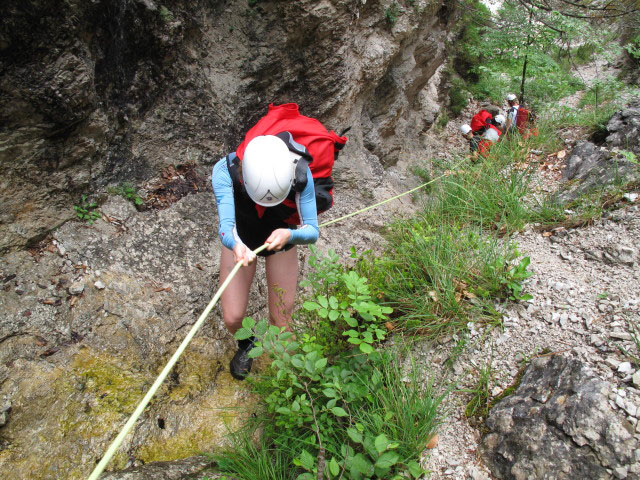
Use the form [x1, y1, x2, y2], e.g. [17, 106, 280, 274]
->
[0, 1, 458, 478]
[559, 102, 640, 204]
[481, 355, 638, 480]
[100, 455, 214, 480]
[0, 0, 456, 253]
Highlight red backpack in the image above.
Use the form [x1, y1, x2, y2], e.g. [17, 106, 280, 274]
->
[471, 110, 493, 134]
[234, 103, 347, 223]
[516, 106, 533, 134]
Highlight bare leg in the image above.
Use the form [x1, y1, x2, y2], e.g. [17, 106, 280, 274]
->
[219, 246, 257, 334]
[265, 246, 299, 330]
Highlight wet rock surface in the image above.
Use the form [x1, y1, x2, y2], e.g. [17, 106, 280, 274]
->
[101, 455, 215, 480]
[481, 355, 637, 480]
[0, 193, 255, 479]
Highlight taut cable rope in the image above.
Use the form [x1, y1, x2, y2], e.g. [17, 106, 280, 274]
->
[86, 161, 462, 480]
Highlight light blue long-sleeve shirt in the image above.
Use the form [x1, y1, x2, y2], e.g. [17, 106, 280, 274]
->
[212, 157, 319, 250]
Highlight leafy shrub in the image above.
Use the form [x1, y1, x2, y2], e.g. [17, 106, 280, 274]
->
[448, 75, 469, 116]
[579, 77, 629, 108]
[215, 320, 442, 480]
[624, 34, 640, 63]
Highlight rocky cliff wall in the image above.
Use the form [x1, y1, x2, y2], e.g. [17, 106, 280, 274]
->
[0, 1, 457, 478]
[1, 0, 455, 253]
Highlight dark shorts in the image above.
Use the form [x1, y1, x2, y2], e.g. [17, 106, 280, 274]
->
[235, 215, 296, 257]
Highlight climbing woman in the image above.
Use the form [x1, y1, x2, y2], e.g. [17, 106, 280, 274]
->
[212, 103, 347, 380]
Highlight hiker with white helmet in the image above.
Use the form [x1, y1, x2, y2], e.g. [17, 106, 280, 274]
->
[493, 114, 506, 132]
[459, 124, 481, 153]
[212, 103, 346, 380]
[505, 93, 519, 134]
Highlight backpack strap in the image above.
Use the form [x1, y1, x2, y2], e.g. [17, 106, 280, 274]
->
[226, 153, 242, 190]
[274, 131, 312, 193]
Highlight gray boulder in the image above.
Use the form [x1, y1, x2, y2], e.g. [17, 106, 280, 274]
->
[481, 355, 638, 480]
[558, 102, 640, 204]
[606, 103, 640, 153]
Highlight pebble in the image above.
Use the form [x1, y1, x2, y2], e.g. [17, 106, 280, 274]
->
[590, 335, 604, 347]
[606, 358, 622, 369]
[94, 280, 106, 290]
[68, 282, 85, 295]
[610, 332, 633, 341]
[633, 371, 640, 387]
[614, 466, 628, 479]
[618, 362, 634, 375]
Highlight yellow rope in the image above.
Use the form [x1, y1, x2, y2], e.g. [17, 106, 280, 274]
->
[319, 180, 433, 228]
[86, 161, 461, 480]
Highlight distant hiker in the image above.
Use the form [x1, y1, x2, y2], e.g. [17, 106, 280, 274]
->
[492, 114, 506, 133]
[460, 124, 481, 153]
[212, 103, 347, 380]
[470, 109, 494, 135]
[505, 94, 535, 136]
[505, 93, 520, 134]
[477, 121, 502, 157]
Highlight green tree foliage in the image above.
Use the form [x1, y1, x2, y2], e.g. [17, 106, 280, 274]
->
[451, 0, 637, 109]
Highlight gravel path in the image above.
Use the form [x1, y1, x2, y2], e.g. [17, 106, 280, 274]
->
[421, 198, 640, 479]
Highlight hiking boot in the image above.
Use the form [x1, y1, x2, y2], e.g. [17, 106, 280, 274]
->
[230, 337, 256, 380]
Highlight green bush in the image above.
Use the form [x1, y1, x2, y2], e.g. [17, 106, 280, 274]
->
[212, 315, 442, 480]
[579, 77, 629, 108]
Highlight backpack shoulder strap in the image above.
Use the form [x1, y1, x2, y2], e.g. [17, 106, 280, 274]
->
[274, 131, 312, 193]
[226, 153, 242, 190]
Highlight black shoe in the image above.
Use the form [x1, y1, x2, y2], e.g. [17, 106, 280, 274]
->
[230, 338, 255, 380]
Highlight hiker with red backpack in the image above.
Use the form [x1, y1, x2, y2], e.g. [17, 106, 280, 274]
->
[477, 116, 504, 157]
[461, 112, 505, 159]
[470, 109, 494, 135]
[505, 93, 535, 136]
[212, 103, 347, 380]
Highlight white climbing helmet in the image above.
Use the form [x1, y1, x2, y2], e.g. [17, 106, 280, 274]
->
[494, 114, 506, 128]
[460, 124, 472, 135]
[242, 135, 296, 207]
[506, 93, 517, 102]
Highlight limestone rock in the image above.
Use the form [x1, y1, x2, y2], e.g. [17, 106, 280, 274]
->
[557, 102, 640, 204]
[481, 355, 637, 480]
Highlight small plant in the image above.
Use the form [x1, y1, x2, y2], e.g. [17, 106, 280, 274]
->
[108, 183, 144, 206]
[618, 149, 638, 167]
[302, 270, 392, 355]
[463, 361, 493, 419]
[624, 34, 640, 62]
[159, 5, 174, 22]
[384, 3, 401, 26]
[499, 256, 533, 301]
[435, 110, 450, 129]
[216, 318, 441, 480]
[74, 195, 101, 224]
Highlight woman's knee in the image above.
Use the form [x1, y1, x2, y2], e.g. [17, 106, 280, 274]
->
[222, 308, 245, 333]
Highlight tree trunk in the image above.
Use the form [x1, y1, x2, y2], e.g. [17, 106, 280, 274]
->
[519, 9, 534, 103]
